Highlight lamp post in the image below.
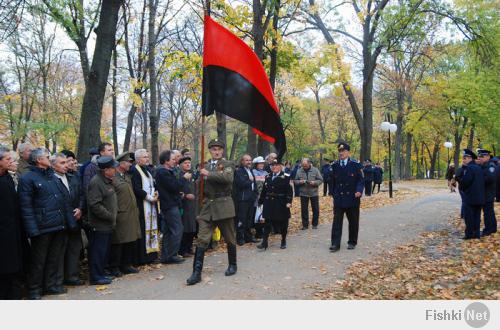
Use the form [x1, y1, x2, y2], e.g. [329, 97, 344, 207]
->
[444, 141, 453, 174]
[381, 121, 397, 198]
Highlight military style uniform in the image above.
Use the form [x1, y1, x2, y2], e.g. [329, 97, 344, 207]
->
[477, 149, 497, 236]
[456, 149, 485, 239]
[328, 143, 364, 251]
[197, 158, 237, 247]
[258, 168, 293, 249]
[187, 139, 237, 285]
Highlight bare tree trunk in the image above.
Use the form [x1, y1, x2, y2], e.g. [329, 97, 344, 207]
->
[467, 124, 475, 150]
[229, 132, 239, 161]
[148, 0, 159, 164]
[76, 0, 122, 161]
[112, 48, 119, 155]
[216, 112, 227, 157]
[404, 133, 412, 178]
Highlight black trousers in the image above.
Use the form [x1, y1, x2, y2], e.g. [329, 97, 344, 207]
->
[109, 240, 138, 270]
[64, 229, 83, 282]
[88, 231, 112, 282]
[482, 201, 497, 235]
[300, 196, 320, 228]
[323, 182, 328, 196]
[28, 230, 67, 294]
[331, 206, 360, 246]
[179, 232, 196, 255]
[372, 182, 381, 193]
[0, 274, 24, 300]
[464, 204, 481, 239]
[364, 180, 373, 196]
[236, 200, 256, 242]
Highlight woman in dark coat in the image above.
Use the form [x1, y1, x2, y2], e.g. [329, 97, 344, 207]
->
[0, 148, 25, 299]
[257, 160, 293, 250]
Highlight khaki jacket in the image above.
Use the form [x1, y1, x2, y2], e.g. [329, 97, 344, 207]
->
[87, 172, 117, 232]
[198, 159, 235, 221]
[112, 172, 141, 244]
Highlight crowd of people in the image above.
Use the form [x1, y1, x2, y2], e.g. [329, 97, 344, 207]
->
[1, 139, 497, 299]
[451, 149, 499, 239]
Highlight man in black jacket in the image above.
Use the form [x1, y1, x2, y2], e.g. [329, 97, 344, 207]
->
[18, 148, 77, 299]
[233, 154, 258, 245]
[155, 150, 191, 264]
[52, 152, 85, 286]
[0, 147, 25, 299]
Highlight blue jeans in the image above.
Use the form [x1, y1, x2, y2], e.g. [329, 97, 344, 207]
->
[160, 207, 183, 261]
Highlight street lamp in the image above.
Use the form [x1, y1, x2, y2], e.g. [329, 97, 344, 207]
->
[444, 141, 453, 173]
[381, 121, 397, 198]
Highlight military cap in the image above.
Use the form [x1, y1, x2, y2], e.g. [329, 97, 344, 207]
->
[97, 156, 119, 169]
[178, 156, 191, 164]
[116, 151, 133, 162]
[208, 138, 225, 149]
[338, 142, 350, 151]
[89, 147, 99, 156]
[270, 159, 283, 166]
[462, 149, 477, 159]
[476, 149, 491, 157]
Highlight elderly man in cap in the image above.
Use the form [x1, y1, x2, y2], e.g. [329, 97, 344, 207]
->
[455, 149, 485, 239]
[186, 139, 237, 285]
[477, 149, 497, 236]
[108, 152, 141, 277]
[328, 143, 364, 252]
[86, 156, 119, 285]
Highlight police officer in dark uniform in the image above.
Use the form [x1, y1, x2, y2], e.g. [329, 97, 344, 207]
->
[257, 159, 293, 250]
[329, 143, 364, 252]
[186, 139, 237, 285]
[362, 159, 374, 196]
[455, 149, 485, 239]
[477, 149, 497, 236]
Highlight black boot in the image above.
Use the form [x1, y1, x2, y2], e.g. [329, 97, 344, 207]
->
[186, 247, 205, 285]
[280, 227, 287, 249]
[257, 225, 270, 250]
[225, 244, 237, 276]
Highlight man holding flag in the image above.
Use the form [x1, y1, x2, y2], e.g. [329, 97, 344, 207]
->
[186, 12, 287, 285]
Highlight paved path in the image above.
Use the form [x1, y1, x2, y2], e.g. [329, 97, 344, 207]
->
[51, 183, 460, 300]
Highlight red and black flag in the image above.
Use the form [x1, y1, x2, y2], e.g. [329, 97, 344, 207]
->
[202, 15, 287, 160]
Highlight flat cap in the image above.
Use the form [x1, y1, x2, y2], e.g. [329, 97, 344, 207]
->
[116, 151, 133, 162]
[338, 142, 350, 151]
[89, 147, 99, 156]
[208, 138, 225, 149]
[97, 156, 119, 169]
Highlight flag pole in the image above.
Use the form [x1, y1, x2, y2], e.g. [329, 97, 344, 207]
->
[199, 0, 211, 208]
